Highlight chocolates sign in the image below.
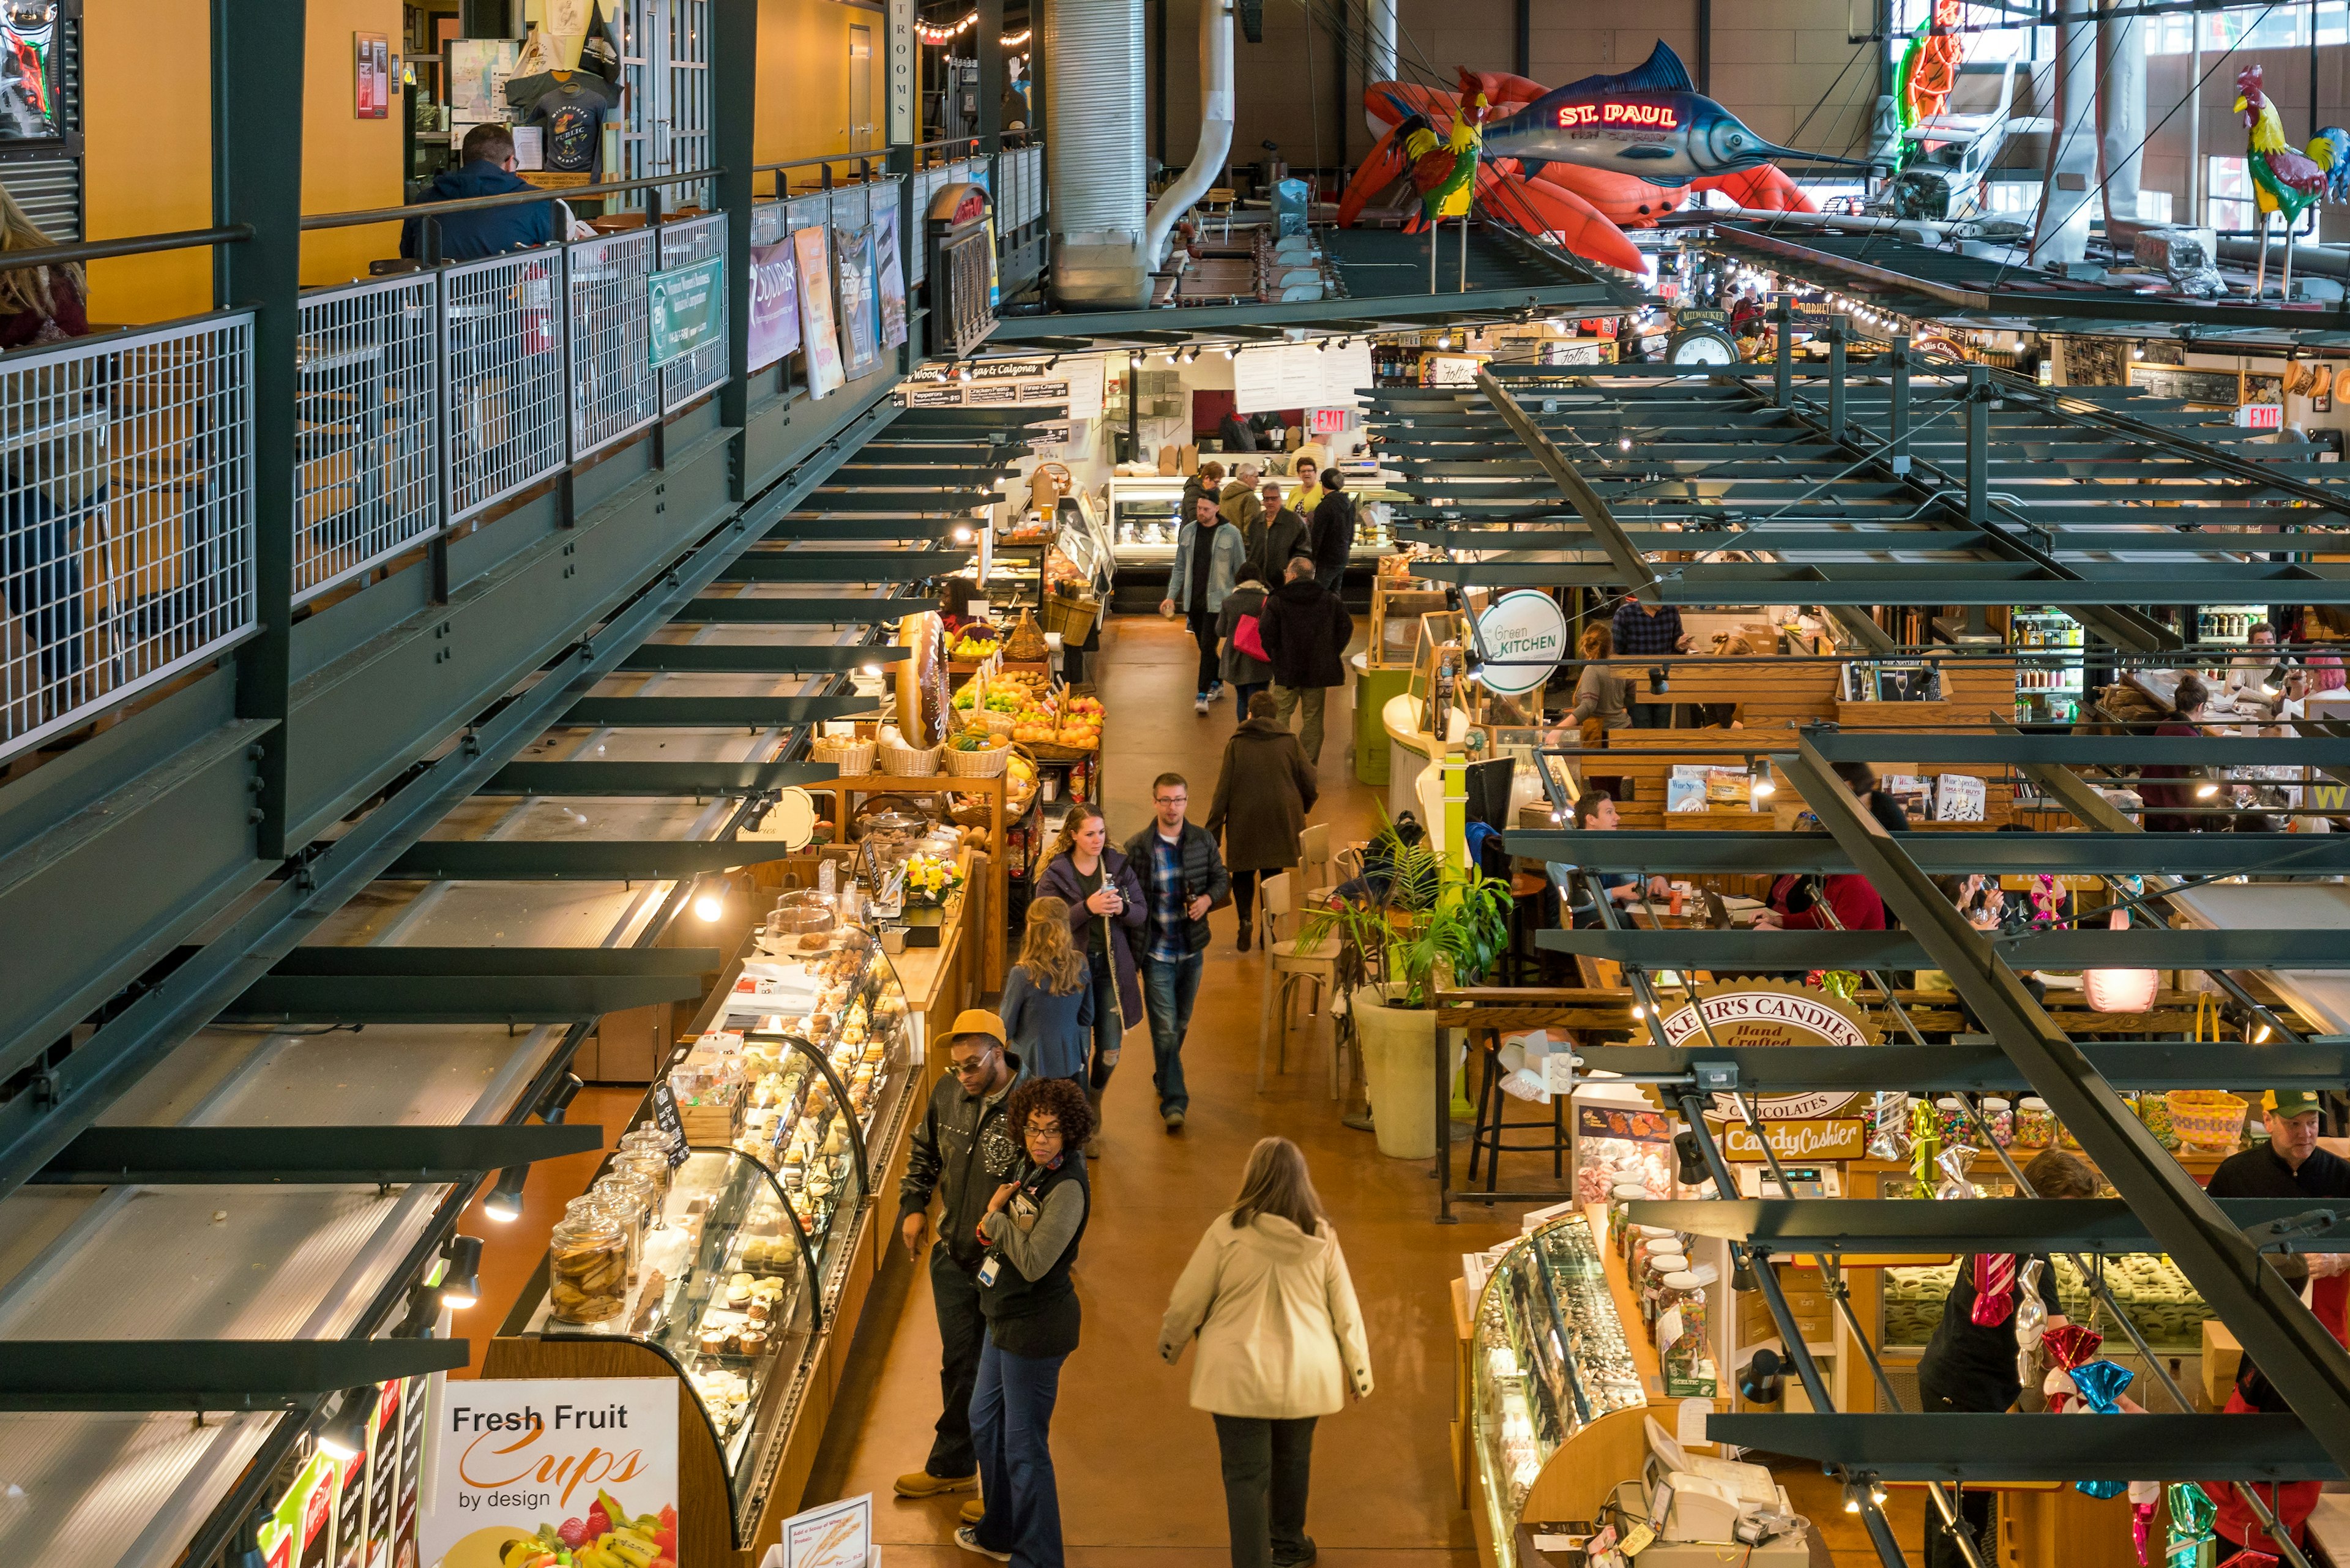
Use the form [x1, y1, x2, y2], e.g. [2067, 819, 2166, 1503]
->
[1654, 980, 1876, 1120]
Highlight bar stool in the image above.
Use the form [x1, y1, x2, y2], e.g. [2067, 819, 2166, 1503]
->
[1502, 868, 1550, 986]
[1257, 871, 1341, 1092]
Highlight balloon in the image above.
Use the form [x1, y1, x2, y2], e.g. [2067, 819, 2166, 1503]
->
[1868, 1091, 1911, 1163]
[2165, 1484, 2216, 1568]
[2070, 1359, 2136, 1413]
[2043, 1324, 2106, 1371]
[2015, 1258, 2049, 1388]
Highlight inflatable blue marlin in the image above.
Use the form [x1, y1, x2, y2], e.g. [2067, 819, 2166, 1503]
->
[1482, 42, 1879, 187]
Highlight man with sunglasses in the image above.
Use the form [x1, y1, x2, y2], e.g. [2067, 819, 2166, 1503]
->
[896, 1010, 1028, 1506]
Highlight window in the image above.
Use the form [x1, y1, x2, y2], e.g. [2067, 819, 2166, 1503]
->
[1886, 1, 2048, 69]
[2208, 155, 2316, 234]
[2150, 1, 2348, 53]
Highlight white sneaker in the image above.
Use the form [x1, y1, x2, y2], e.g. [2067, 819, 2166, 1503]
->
[1195, 694, 1209, 715]
[956, 1527, 1011, 1562]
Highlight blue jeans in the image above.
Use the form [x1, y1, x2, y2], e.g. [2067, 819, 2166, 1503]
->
[1143, 949, 1203, 1115]
[971, 1333, 1069, 1568]
[1085, 949, 1121, 1092]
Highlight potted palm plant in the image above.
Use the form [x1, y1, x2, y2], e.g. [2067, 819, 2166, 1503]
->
[1299, 818, 1511, 1159]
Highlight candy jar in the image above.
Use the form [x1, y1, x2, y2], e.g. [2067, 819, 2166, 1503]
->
[2015, 1096, 2054, 1148]
[1981, 1097, 2015, 1148]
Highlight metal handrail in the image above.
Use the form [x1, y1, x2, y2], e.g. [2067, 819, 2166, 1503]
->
[299, 168, 726, 231]
[0, 224, 251, 274]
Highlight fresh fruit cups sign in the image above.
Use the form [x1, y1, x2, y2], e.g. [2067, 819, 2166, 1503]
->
[422, 1378, 678, 1568]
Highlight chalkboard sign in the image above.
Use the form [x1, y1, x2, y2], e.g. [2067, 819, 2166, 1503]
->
[2128, 364, 2244, 406]
[649, 1081, 690, 1167]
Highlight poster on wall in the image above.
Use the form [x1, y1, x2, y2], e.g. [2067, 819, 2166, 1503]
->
[256, 1452, 337, 1568]
[445, 39, 520, 127]
[1064, 357, 1106, 423]
[874, 206, 909, 353]
[0, 0, 61, 141]
[419, 1378, 677, 1568]
[795, 226, 847, 399]
[355, 33, 391, 119]
[747, 240, 803, 373]
[834, 225, 881, 380]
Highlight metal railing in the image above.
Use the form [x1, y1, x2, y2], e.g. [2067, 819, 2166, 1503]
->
[2, 312, 257, 761]
[294, 272, 440, 600]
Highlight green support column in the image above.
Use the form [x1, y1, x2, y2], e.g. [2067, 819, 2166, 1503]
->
[977, 0, 1005, 153]
[215, 0, 307, 859]
[714, 0, 756, 471]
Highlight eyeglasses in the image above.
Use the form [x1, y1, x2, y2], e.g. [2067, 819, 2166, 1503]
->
[950, 1050, 998, 1078]
[1155, 793, 1186, 805]
[1025, 1120, 1064, 1139]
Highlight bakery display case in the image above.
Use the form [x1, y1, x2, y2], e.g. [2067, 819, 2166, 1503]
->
[1469, 1213, 1649, 1566]
[1107, 476, 1188, 562]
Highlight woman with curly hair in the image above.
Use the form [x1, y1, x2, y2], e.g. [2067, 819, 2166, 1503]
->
[960, 1076, 1094, 1567]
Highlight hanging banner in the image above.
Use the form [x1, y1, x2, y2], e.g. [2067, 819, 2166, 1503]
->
[420, 1378, 678, 1568]
[747, 239, 802, 373]
[834, 225, 881, 380]
[795, 226, 846, 398]
[875, 205, 909, 352]
[647, 256, 725, 369]
[1471, 589, 1569, 696]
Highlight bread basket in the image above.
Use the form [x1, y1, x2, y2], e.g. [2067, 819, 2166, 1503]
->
[810, 735, 876, 774]
[878, 738, 942, 776]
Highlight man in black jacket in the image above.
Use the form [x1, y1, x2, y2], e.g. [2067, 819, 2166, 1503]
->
[1124, 773, 1230, 1130]
[398, 123, 559, 261]
[1252, 477, 1310, 583]
[1308, 468, 1359, 592]
[896, 1009, 1026, 1501]
[1258, 555, 1353, 765]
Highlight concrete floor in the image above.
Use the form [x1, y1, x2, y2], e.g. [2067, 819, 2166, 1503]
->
[808, 614, 1524, 1568]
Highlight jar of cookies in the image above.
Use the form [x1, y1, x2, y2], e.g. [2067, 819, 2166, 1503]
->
[614, 1149, 674, 1212]
[592, 1170, 656, 1285]
[618, 1126, 677, 1171]
[548, 1204, 627, 1324]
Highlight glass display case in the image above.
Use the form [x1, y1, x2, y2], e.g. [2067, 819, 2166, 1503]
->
[1881, 1254, 2212, 1354]
[1052, 492, 1115, 594]
[1469, 1214, 1647, 1556]
[511, 1143, 826, 1525]
[1107, 476, 1187, 562]
[2012, 607, 2084, 723]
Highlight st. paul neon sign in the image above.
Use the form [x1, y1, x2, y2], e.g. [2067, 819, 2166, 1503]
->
[1555, 102, 1680, 130]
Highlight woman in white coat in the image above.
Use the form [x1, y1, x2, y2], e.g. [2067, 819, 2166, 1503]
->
[1158, 1138, 1373, 1568]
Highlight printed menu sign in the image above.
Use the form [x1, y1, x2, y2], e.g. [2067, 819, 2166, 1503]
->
[649, 1082, 690, 1167]
[420, 1378, 677, 1568]
[782, 1494, 872, 1568]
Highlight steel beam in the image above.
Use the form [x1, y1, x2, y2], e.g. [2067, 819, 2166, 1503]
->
[1572, 1042, 2350, 1092]
[557, 696, 877, 728]
[764, 514, 973, 539]
[674, 595, 938, 622]
[1477, 368, 1659, 602]
[1502, 827, 2350, 876]
[1542, 926, 2350, 969]
[615, 644, 907, 674]
[480, 761, 839, 796]
[1631, 1198, 2350, 1254]
[1703, 1414, 2338, 1484]
[1408, 559, 2350, 605]
[1805, 730, 2350, 767]
[32, 1124, 608, 1185]
[378, 840, 794, 881]
[0, 1339, 472, 1412]
[715, 550, 974, 580]
[982, 282, 1632, 339]
[1779, 733, 2350, 1474]
[222, 972, 704, 1023]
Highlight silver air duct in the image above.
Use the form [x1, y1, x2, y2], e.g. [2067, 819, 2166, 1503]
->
[2098, 7, 2146, 228]
[1366, 0, 1397, 137]
[1142, 0, 1235, 269]
[2029, 0, 2097, 267]
[1045, 0, 1149, 308]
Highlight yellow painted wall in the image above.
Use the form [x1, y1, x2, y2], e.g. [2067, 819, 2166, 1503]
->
[758, 0, 863, 180]
[82, 0, 405, 324]
[84, 0, 210, 324]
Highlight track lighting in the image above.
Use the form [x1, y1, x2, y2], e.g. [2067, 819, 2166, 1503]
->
[1222, 345, 1236, 359]
[439, 1235, 484, 1310]
[2255, 1021, 2275, 1044]
[537, 1072, 583, 1126]
[1631, 1002, 1647, 1020]
[316, 1384, 381, 1463]
[693, 878, 729, 922]
[2194, 778, 2220, 800]
[1751, 760, 1775, 797]
[952, 525, 974, 543]
[395, 1280, 441, 1337]
[1618, 436, 1633, 452]
[1737, 1348, 1785, 1405]
[1842, 1480, 1864, 1515]
[482, 1165, 528, 1223]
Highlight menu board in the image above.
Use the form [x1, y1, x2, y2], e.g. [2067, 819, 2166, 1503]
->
[1235, 340, 1375, 413]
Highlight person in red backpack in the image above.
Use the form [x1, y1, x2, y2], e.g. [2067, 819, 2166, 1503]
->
[1218, 567, 1276, 714]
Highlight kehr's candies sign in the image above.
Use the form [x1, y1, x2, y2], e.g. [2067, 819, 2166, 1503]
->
[422, 1378, 677, 1568]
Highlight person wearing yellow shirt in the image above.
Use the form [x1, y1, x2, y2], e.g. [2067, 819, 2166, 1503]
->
[1289, 455, 1323, 517]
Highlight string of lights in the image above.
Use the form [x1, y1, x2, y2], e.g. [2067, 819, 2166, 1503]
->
[916, 11, 1031, 45]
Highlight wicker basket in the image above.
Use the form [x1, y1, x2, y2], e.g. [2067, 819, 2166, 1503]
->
[1026, 739, 1097, 763]
[1040, 591, 1099, 645]
[943, 742, 1011, 778]
[974, 709, 1018, 737]
[878, 740, 944, 777]
[2166, 1089, 2250, 1154]
[811, 737, 876, 774]
[1004, 608, 1050, 662]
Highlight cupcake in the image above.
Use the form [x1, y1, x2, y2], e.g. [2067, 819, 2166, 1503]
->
[738, 1328, 769, 1356]
[726, 1280, 752, 1309]
[699, 1328, 728, 1356]
[747, 1298, 772, 1324]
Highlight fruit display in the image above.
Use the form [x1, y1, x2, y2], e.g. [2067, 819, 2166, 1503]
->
[949, 729, 1012, 752]
[950, 625, 1001, 661]
[499, 1491, 677, 1568]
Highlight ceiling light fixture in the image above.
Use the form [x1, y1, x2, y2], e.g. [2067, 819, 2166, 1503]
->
[316, 1384, 381, 1464]
[482, 1165, 528, 1223]
[693, 878, 728, 922]
[439, 1235, 485, 1310]
[537, 1073, 583, 1126]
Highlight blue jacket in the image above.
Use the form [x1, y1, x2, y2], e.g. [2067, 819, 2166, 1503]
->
[400, 161, 559, 261]
[1169, 518, 1247, 616]
[1000, 962, 1095, 1081]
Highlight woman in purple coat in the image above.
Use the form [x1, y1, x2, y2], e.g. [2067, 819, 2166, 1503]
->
[1035, 802, 1146, 1156]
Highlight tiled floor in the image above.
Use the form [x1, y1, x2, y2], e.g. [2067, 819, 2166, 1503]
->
[809, 614, 1523, 1568]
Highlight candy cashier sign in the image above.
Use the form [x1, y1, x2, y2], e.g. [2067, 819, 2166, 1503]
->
[422, 1378, 678, 1568]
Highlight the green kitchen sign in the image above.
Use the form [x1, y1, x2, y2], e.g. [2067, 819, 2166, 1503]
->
[649, 256, 726, 367]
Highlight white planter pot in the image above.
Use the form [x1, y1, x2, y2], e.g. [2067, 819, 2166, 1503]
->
[1354, 984, 1442, 1160]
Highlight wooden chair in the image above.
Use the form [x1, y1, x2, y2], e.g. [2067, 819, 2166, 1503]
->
[1297, 822, 1332, 903]
[1206, 186, 1237, 239]
[1257, 870, 1341, 1092]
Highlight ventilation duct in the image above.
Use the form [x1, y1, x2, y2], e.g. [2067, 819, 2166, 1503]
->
[2029, 0, 2098, 267]
[2098, 9, 2146, 230]
[1045, 0, 1150, 308]
[1142, 0, 1236, 269]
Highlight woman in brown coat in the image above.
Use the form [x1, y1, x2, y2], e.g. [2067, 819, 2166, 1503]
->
[1206, 692, 1319, 951]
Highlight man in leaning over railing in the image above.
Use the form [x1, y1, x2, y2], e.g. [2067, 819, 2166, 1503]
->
[400, 123, 558, 263]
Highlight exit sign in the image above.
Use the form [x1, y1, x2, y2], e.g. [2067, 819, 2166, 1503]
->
[2236, 402, 2283, 429]
[1309, 406, 1354, 435]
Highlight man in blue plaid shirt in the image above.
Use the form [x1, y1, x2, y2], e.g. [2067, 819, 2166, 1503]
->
[1611, 598, 1692, 728]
